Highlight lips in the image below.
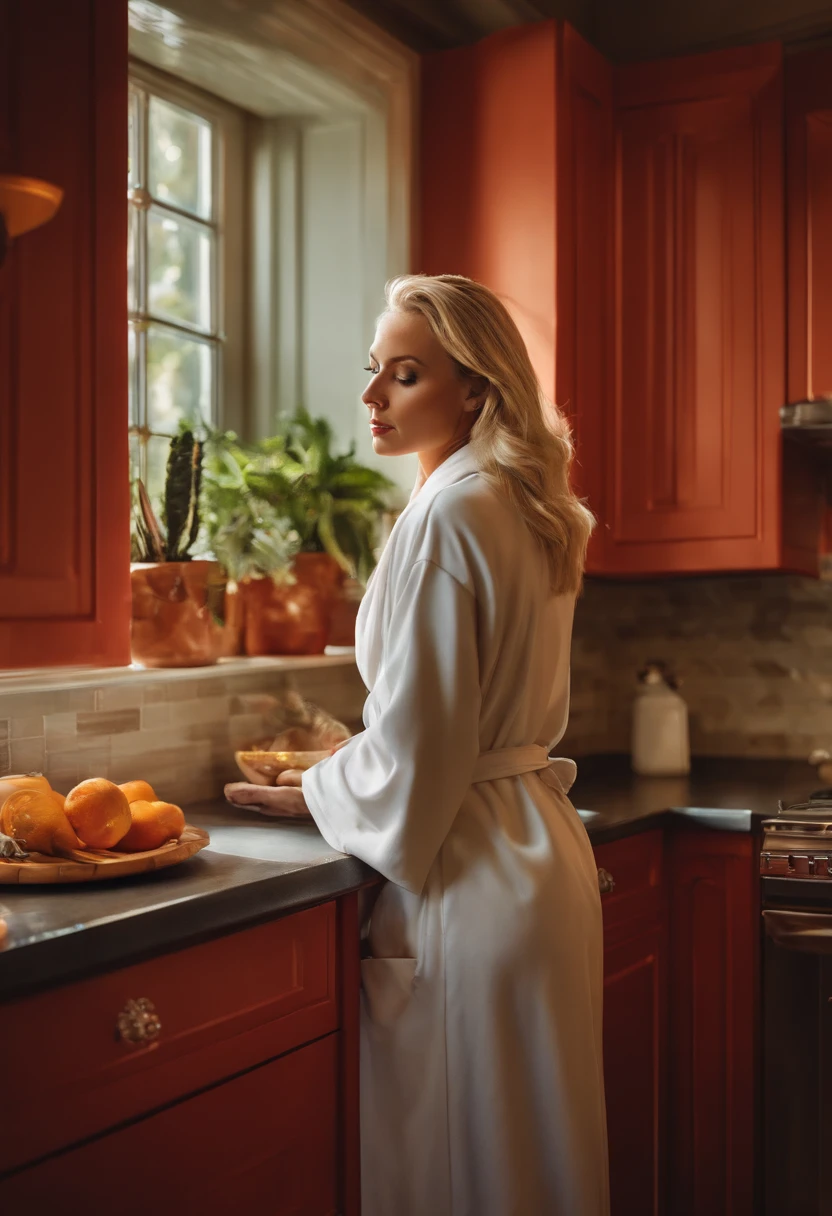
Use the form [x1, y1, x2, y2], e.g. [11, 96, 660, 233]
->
[370, 422, 394, 435]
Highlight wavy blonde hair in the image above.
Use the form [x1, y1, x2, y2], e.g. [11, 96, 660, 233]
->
[385, 274, 594, 595]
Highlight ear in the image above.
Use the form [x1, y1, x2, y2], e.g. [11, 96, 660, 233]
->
[463, 375, 488, 413]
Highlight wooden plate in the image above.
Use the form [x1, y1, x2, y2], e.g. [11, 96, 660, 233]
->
[0, 825, 210, 885]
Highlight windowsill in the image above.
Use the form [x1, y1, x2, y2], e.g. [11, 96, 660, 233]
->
[0, 651, 357, 694]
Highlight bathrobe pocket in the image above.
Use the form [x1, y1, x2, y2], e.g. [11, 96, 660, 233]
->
[361, 957, 418, 1027]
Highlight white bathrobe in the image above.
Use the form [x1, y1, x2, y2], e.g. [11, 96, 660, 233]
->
[303, 445, 609, 1216]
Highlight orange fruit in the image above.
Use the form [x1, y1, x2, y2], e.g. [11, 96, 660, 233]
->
[64, 778, 132, 849]
[1, 788, 83, 856]
[116, 800, 186, 853]
[118, 779, 157, 804]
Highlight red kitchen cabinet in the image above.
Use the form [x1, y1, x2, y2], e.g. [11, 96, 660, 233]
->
[0, 1034, 341, 1216]
[553, 27, 614, 541]
[784, 49, 832, 568]
[786, 47, 832, 406]
[666, 831, 758, 1216]
[422, 30, 820, 577]
[0, 895, 362, 1215]
[604, 45, 787, 575]
[594, 831, 667, 1216]
[594, 827, 758, 1216]
[0, 0, 130, 667]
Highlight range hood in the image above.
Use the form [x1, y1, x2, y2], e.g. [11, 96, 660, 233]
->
[780, 396, 832, 446]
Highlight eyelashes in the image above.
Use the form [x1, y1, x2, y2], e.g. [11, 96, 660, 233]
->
[363, 366, 417, 386]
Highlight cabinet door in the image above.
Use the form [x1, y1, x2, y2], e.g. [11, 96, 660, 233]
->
[0, 1033, 340, 1216]
[603, 922, 666, 1216]
[605, 45, 784, 575]
[787, 47, 832, 404]
[0, 0, 130, 666]
[667, 831, 757, 1216]
[554, 25, 613, 568]
[597, 830, 667, 1216]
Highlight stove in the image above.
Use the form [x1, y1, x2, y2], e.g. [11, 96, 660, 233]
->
[760, 792, 832, 1216]
[761, 793, 832, 885]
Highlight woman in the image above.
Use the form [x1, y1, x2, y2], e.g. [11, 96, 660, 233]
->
[228, 274, 609, 1215]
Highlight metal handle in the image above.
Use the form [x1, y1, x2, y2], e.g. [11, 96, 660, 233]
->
[597, 868, 615, 895]
[117, 997, 161, 1046]
[763, 910, 832, 955]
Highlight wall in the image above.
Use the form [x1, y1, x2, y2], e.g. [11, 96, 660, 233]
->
[0, 660, 366, 808]
[563, 574, 832, 760]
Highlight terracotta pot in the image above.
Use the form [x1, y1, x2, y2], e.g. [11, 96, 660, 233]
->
[328, 577, 364, 648]
[242, 553, 346, 656]
[130, 561, 239, 668]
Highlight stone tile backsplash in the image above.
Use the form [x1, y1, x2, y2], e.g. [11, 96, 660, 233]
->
[0, 659, 367, 806]
[3, 572, 827, 796]
[563, 574, 832, 760]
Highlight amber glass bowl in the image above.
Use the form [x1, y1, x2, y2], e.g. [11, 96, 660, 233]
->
[234, 750, 330, 786]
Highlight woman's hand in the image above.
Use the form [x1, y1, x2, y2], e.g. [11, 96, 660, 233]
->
[275, 735, 356, 788]
[224, 782, 311, 819]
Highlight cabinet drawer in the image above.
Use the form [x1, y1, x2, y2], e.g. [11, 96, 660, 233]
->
[594, 830, 664, 937]
[0, 1032, 340, 1215]
[0, 902, 337, 1174]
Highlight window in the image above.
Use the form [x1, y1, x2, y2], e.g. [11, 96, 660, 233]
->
[127, 65, 243, 505]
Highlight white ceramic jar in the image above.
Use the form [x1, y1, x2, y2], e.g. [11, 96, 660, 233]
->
[631, 663, 690, 776]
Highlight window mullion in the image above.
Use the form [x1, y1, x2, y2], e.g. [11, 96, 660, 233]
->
[138, 87, 150, 480]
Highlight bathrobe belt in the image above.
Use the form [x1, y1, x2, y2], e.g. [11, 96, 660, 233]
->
[471, 746, 577, 795]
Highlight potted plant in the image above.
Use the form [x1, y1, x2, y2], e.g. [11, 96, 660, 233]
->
[202, 436, 308, 655]
[204, 412, 396, 654]
[130, 429, 240, 667]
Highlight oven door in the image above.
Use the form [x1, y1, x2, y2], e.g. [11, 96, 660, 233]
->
[764, 909, 832, 1216]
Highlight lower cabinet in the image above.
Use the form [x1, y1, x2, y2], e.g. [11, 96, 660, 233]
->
[0, 894, 361, 1216]
[595, 828, 757, 1216]
[666, 831, 758, 1216]
[0, 1033, 340, 1216]
[596, 830, 667, 1216]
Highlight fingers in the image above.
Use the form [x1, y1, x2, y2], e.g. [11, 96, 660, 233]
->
[224, 782, 311, 820]
[224, 782, 266, 805]
[276, 769, 304, 787]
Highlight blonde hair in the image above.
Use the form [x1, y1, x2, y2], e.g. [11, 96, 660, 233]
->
[385, 274, 594, 595]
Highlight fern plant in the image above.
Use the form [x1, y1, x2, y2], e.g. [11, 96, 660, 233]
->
[210, 409, 396, 584]
[201, 435, 300, 583]
[131, 428, 204, 563]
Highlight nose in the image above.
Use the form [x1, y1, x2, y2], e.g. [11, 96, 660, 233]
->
[362, 374, 386, 410]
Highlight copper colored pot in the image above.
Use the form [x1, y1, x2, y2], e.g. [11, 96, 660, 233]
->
[242, 553, 345, 656]
[328, 577, 363, 648]
[130, 561, 239, 668]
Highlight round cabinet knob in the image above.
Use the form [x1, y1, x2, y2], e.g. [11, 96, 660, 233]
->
[597, 868, 616, 895]
[117, 997, 161, 1047]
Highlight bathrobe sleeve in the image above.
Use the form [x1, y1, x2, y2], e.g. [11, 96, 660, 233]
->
[302, 557, 481, 894]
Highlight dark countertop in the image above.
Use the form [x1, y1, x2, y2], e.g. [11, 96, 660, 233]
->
[571, 754, 817, 843]
[0, 801, 376, 1003]
[0, 755, 816, 1003]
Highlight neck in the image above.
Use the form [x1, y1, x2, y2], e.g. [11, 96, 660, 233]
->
[418, 435, 472, 482]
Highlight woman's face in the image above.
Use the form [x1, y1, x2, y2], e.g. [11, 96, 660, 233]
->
[362, 309, 481, 474]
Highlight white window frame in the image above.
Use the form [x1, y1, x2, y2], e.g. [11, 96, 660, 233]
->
[127, 58, 245, 486]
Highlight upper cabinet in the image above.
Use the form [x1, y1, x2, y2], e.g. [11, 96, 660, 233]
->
[0, 0, 130, 667]
[604, 46, 786, 575]
[786, 47, 832, 404]
[421, 29, 825, 577]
